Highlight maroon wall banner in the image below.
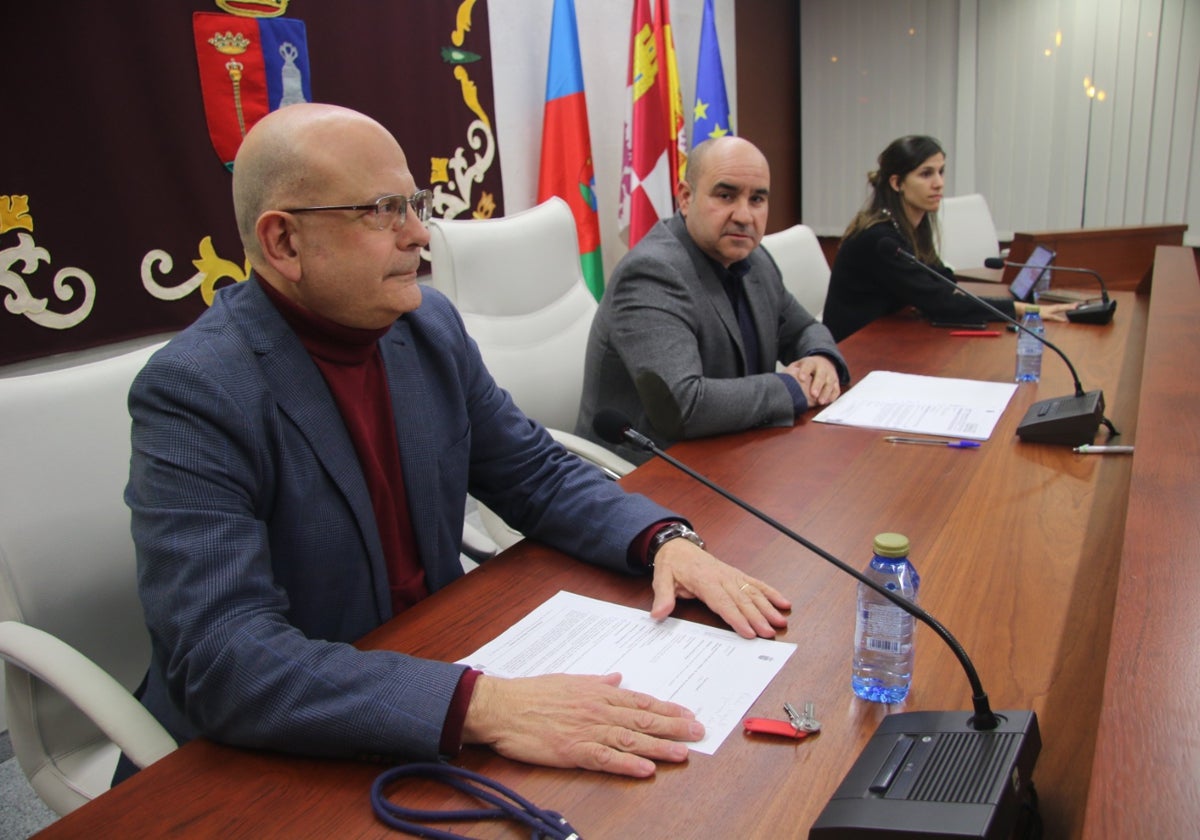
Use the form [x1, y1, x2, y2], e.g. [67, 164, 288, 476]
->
[2, 0, 503, 365]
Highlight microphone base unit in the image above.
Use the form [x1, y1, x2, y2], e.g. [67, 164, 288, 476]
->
[1016, 389, 1105, 446]
[809, 709, 1041, 840]
[1065, 299, 1118, 325]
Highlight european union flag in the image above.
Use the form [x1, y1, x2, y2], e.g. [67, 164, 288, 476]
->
[691, 0, 732, 145]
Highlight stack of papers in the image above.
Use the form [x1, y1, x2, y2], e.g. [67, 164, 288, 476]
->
[459, 591, 795, 755]
[813, 370, 1017, 440]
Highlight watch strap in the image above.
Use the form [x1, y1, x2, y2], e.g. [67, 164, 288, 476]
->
[647, 521, 705, 566]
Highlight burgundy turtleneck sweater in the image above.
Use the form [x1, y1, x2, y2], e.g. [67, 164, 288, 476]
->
[259, 279, 427, 612]
[258, 278, 477, 754]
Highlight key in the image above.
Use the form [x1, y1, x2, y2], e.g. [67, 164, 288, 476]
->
[785, 701, 821, 733]
[743, 701, 822, 740]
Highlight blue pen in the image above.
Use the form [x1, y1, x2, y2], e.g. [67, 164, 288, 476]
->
[884, 436, 981, 449]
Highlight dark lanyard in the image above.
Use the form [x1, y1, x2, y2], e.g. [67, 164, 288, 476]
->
[371, 763, 583, 839]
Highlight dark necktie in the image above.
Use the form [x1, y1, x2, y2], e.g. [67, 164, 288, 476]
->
[719, 259, 760, 375]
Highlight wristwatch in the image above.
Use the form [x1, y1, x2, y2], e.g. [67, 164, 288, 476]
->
[648, 521, 706, 566]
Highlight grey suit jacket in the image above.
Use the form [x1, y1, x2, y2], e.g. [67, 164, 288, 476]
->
[576, 214, 849, 462]
[126, 278, 673, 762]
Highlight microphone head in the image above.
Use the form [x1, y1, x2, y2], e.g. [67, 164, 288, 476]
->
[593, 409, 633, 445]
[983, 257, 1006, 269]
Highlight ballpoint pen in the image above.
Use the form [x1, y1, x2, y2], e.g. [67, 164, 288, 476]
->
[884, 436, 981, 449]
[1073, 445, 1134, 454]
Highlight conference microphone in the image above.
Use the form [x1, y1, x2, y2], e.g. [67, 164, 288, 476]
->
[594, 409, 1041, 839]
[881, 239, 1118, 446]
[983, 256, 1117, 325]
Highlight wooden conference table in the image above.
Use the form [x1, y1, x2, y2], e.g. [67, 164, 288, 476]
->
[1004, 224, 1188, 292]
[1082, 246, 1200, 839]
[954, 223, 1186, 293]
[40, 276, 1161, 838]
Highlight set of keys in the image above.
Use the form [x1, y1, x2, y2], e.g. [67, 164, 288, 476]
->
[743, 701, 822, 740]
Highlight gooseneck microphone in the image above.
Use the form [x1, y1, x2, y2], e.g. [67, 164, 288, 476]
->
[983, 256, 1117, 325]
[882, 239, 1118, 446]
[595, 409, 1041, 838]
[595, 409, 998, 727]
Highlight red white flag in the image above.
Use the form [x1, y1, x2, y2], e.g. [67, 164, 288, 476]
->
[617, 0, 676, 248]
[656, 0, 687, 187]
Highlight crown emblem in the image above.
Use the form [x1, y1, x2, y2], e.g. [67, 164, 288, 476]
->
[216, 0, 290, 18]
[208, 31, 250, 55]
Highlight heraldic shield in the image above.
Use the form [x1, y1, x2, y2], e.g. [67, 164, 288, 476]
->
[193, 12, 312, 170]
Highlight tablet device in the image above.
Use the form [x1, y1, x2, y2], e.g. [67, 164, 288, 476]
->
[1008, 244, 1055, 302]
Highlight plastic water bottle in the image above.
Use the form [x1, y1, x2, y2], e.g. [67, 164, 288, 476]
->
[852, 533, 920, 704]
[1014, 310, 1044, 382]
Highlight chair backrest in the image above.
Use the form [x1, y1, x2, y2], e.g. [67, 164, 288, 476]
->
[426, 197, 598, 432]
[759, 223, 830, 320]
[0, 337, 168, 812]
[938, 193, 1001, 270]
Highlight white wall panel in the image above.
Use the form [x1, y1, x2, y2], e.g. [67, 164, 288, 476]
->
[801, 0, 1199, 244]
[800, 1, 959, 236]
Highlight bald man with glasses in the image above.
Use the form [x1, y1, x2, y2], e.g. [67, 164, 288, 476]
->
[121, 103, 790, 785]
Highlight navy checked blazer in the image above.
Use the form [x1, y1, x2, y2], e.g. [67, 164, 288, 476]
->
[126, 278, 672, 762]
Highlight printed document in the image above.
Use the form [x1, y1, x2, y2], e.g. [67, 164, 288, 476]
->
[813, 370, 1017, 440]
[458, 591, 795, 755]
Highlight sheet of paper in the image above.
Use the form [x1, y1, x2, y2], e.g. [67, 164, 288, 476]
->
[813, 370, 1017, 440]
[457, 591, 795, 755]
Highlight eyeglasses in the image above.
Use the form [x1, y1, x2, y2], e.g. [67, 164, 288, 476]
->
[282, 190, 433, 230]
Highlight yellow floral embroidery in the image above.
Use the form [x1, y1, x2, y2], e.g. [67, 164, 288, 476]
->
[0, 195, 34, 234]
[192, 236, 250, 305]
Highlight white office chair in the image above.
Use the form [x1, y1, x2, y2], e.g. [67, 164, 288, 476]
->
[427, 197, 635, 550]
[759, 224, 830, 321]
[0, 338, 177, 816]
[938, 193, 1005, 270]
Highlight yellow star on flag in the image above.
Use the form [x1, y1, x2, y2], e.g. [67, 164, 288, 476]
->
[694, 99, 709, 120]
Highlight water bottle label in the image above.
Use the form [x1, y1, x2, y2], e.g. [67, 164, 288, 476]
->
[860, 604, 908, 633]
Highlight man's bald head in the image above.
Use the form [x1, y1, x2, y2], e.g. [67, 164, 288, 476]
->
[677, 136, 770, 267]
[229, 102, 428, 327]
[231, 103, 399, 262]
[683, 136, 769, 192]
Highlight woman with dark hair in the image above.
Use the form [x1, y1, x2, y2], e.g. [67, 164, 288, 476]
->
[822, 135, 1075, 342]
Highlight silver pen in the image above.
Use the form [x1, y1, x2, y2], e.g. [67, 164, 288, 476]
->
[1073, 445, 1134, 454]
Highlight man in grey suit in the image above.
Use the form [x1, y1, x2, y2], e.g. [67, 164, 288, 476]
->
[577, 137, 849, 464]
[123, 104, 790, 783]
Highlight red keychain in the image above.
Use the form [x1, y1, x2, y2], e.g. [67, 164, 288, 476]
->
[743, 717, 813, 739]
[744, 702, 821, 739]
